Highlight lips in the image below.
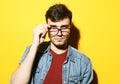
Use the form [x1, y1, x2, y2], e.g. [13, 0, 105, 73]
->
[55, 37, 63, 41]
[54, 37, 65, 41]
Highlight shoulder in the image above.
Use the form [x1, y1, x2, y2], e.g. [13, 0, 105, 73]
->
[69, 46, 92, 64]
[19, 41, 50, 64]
[25, 41, 50, 53]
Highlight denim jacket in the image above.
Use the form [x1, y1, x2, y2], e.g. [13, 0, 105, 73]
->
[20, 42, 93, 84]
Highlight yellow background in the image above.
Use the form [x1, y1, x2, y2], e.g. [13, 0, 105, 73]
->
[0, 0, 120, 84]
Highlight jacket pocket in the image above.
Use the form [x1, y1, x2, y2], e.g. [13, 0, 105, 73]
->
[69, 75, 83, 84]
[33, 68, 42, 84]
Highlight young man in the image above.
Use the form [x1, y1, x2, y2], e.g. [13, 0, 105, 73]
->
[11, 4, 93, 84]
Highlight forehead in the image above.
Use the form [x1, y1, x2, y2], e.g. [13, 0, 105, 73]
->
[47, 18, 70, 26]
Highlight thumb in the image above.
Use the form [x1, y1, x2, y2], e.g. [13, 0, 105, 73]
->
[40, 37, 45, 44]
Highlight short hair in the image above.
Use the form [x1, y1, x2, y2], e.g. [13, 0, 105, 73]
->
[45, 4, 72, 23]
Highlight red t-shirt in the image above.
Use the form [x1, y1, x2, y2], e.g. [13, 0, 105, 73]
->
[43, 49, 67, 84]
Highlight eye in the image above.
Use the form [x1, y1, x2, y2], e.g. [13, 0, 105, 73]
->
[61, 27, 67, 29]
[61, 25, 69, 28]
[50, 26, 57, 29]
[49, 27, 58, 32]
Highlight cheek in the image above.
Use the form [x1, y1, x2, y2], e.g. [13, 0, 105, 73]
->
[66, 34, 70, 40]
[66, 31, 70, 38]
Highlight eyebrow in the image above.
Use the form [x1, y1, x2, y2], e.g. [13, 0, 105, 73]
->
[49, 25, 57, 27]
[50, 25, 69, 27]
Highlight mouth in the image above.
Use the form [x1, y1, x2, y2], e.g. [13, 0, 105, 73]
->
[51, 35, 69, 43]
[54, 37, 64, 41]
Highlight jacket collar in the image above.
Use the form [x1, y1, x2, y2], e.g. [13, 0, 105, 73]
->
[42, 43, 75, 63]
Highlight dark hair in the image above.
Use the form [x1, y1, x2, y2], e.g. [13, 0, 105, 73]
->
[45, 4, 72, 23]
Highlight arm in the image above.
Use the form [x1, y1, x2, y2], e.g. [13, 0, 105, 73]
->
[82, 62, 93, 84]
[10, 24, 50, 84]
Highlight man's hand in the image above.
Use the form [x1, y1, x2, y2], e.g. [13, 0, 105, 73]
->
[32, 24, 50, 46]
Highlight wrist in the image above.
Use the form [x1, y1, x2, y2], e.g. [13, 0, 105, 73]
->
[32, 41, 40, 48]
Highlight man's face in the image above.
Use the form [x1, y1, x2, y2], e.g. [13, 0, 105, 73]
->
[47, 18, 71, 48]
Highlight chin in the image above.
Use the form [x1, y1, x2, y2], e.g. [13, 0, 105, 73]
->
[52, 41, 67, 48]
[54, 41, 65, 46]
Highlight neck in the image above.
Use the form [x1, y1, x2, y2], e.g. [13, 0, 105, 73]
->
[50, 43, 68, 54]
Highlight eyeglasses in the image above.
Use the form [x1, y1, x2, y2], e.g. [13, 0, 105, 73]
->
[48, 26, 71, 36]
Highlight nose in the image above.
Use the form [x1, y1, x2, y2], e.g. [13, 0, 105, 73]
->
[57, 29, 62, 36]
